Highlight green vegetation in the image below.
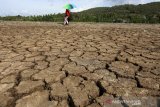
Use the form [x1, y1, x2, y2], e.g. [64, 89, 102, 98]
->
[0, 2, 160, 23]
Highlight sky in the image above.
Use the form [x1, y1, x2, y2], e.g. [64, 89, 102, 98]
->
[0, 0, 159, 16]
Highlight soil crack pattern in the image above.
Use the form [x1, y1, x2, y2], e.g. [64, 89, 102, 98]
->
[0, 22, 160, 107]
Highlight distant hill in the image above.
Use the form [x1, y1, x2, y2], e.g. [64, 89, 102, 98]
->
[0, 2, 160, 23]
[81, 2, 160, 15]
[73, 2, 160, 23]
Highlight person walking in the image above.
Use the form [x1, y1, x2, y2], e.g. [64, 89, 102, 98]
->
[64, 9, 70, 25]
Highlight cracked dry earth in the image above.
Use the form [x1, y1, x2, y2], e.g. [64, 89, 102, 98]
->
[0, 21, 160, 107]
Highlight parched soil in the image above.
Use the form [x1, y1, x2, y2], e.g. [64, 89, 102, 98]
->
[0, 21, 160, 107]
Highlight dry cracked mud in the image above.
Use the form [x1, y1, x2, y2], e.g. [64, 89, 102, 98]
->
[0, 21, 160, 107]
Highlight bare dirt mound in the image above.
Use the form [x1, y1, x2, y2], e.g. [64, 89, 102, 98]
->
[0, 22, 160, 107]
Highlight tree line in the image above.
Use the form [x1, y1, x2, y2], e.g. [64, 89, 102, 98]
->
[0, 2, 160, 23]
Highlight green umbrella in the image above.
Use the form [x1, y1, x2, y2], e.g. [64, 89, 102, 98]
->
[64, 4, 75, 10]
